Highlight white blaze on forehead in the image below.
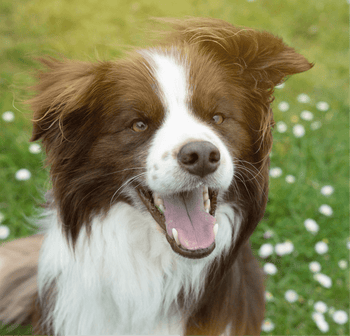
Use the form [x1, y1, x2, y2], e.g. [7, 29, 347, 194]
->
[140, 49, 189, 110]
[139, 49, 234, 195]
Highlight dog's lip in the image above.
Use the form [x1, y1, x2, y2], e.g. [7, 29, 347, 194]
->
[137, 186, 219, 259]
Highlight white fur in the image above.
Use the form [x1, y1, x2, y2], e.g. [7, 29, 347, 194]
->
[37, 50, 238, 335]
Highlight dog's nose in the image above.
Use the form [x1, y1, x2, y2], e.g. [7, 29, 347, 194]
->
[178, 141, 220, 177]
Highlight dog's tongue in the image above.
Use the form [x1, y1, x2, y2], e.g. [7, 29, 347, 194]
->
[163, 187, 216, 250]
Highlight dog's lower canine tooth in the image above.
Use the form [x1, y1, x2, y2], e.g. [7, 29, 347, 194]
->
[204, 199, 210, 211]
[172, 228, 181, 246]
[213, 223, 218, 237]
[155, 198, 163, 206]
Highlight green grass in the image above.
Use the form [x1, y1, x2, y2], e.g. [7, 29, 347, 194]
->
[0, 0, 348, 335]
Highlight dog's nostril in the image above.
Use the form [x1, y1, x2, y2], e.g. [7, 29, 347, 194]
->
[209, 150, 220, 163]
[178, 141, 220, 178]
[182, 152, 199, 165]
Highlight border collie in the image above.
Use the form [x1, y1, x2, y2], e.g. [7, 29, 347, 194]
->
[0, 17, 313, 335]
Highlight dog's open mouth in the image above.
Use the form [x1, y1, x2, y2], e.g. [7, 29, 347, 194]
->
[137, 186, 218, 259]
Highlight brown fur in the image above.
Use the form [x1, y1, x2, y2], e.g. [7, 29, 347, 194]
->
[0, 235, 44, 328]
[1, 17, 313, 335]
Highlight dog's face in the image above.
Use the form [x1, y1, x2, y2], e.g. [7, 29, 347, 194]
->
[29, 18, 313, 259]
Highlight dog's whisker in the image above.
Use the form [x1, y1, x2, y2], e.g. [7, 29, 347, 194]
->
[99, 167, 146, 177]
[109, 173, 147, 206]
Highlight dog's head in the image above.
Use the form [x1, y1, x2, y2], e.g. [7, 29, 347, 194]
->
[29, 18, 313, 259]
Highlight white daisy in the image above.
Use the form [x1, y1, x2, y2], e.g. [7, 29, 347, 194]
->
[338, 260, 348, 269]
[315, 241, 328, 254]
[304, 218, 319, 234]
[316, 101, 330, 111]
[263, 263, 277, 275]
[29, 143, 42, 154]
[332, 310, 348, 325]
[261, 319, 275, 332]
[269, 167, 282, 178]
[309, 261, 321, 273]
[276, 121, 287, 133]
[297, 93, 311, 103]
[275, 242, 294, 256]
[0, 225, 10, 240]
[300, 110, 314, 120]
[15, 169, 32, 181]
[259, 243, 274, 258]
[285, 175, 296, 183]
[312, 312, 329, 332]
[314, 273, 332, 288]
[316, 318, 329, 333]
[320, 185, 334, 196]
[293, 124, 305, 138]
[319, 204, 333, 216]
[278, 101, 290, 112]
[285, 289, 298, 303]
[314, 301, 328, 314]
[283, 241, 294, 254]
[2, 111, 14, 122]
[275, 83, 285, 89]
[275, 243, 287, 256]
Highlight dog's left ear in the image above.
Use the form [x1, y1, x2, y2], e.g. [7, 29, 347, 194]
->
[27, 58, 98, 148]
[155, 17, 314, 89]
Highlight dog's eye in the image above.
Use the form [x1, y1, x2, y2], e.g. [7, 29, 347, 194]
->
[132, 120, 148, 132]
[212, 114, 224, 125]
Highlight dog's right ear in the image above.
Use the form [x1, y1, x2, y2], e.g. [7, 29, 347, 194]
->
[28, 58, 97, 148]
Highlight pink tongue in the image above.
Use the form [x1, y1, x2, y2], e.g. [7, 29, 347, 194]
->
[163, 187, 216, 250]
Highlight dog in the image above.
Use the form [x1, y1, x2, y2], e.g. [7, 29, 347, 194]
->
[0, 17, 313, 335]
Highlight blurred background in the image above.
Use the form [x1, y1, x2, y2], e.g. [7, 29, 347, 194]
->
[0, 0, 348, 335]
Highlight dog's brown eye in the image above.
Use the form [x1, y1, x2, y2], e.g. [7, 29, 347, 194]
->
[132, 121, 148, 132]
[212, 114, 224, 125]
[132, 120, 148, 132]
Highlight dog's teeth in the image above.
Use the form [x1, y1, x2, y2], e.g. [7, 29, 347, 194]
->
[153, 192, 164, 207]
[213, 223, 218, 237]
[203, 191, 209, 201]
[203, 186, 210, 211]
[158, 204, 165, 213]
[172, 228, 181, 246]
[203, 185, 209, 194]
[204, 199, 210, 213]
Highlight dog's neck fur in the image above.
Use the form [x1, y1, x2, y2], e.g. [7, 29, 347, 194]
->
[37, 201, 236, 335]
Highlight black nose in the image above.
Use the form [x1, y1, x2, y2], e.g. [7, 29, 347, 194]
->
[177, 141, 220, 178]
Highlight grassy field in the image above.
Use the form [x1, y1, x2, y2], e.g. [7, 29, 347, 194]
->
[0, 0, 348, 335]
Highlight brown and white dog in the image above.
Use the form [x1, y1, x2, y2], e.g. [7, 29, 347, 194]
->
[0, 17, 313, 335]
